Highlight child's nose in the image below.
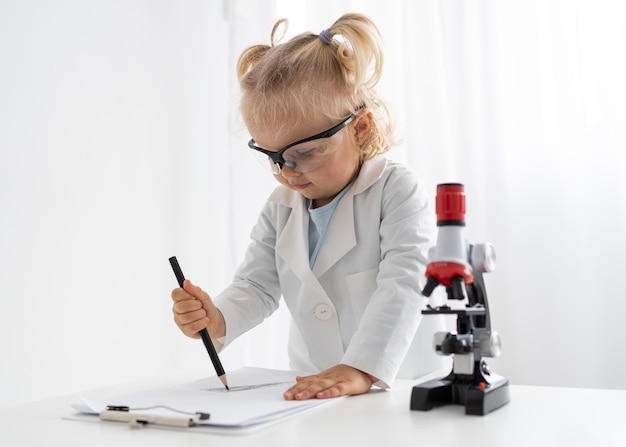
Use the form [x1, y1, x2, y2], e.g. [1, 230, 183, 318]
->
[279, 164, 300, 178]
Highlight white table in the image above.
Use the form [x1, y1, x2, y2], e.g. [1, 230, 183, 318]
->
[1, 379, 622, 446]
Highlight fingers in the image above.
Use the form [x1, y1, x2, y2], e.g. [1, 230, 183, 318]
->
[171, 279, 210, 338]
[283, 374, 351, 400]
[172, 302, 208, 338]
[171, 279, 226, 339]
[172, 301, 207, 337]
[283, 365, 373, 401]
[181, 279, 209, 302]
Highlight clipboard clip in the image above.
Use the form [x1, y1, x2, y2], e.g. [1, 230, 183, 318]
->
[100, 405, 210, 429]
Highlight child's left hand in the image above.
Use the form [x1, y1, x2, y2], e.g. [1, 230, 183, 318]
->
[283, 364, 375, 400]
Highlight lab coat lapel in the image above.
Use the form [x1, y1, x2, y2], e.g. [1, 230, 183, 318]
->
[273, 156, 386, 283]
[312, 191, 356, 277]
[274, 193, 327, 296]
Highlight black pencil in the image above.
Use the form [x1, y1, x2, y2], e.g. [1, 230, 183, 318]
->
[168, 256, 229, 390]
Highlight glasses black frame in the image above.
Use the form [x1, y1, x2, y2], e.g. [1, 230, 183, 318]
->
[248, 105, 366, 174]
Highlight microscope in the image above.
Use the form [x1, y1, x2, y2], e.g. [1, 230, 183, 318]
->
[410, 183, 510, 415]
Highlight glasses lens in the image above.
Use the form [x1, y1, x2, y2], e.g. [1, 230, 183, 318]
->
[252, 150, 281, 174]
[283, 142, 336, 173]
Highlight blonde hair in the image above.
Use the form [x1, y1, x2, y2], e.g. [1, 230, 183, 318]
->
[236, 13, 394, 161]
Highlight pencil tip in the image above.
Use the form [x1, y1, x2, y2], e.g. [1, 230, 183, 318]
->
[219, 374, 229, 390]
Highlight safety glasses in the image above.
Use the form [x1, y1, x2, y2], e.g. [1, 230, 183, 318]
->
[248, 105, 366, 174]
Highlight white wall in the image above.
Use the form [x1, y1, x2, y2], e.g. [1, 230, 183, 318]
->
[0, 0, 240, 408]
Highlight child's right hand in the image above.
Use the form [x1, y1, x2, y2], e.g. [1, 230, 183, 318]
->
[171, 279, 226, 340]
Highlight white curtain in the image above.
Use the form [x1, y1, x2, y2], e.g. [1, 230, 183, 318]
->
[225, 0, 626, 389]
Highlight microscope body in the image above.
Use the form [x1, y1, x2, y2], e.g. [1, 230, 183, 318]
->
[410, 183, 510, 416]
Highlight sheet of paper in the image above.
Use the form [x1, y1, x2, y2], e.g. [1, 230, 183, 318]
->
[73, 367, 340, 429]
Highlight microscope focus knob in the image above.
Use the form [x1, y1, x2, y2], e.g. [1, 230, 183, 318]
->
[471, 243, 496, 273]
[478, 331, 502, 358]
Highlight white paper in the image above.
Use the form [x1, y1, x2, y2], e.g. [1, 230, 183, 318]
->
[73, 367, 340, 429]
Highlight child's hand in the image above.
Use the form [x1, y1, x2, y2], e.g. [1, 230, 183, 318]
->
[171, 279, 225, 339]
[283, 364, 375, 400]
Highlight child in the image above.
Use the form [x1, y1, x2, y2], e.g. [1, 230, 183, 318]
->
[171, 12, 446, 400]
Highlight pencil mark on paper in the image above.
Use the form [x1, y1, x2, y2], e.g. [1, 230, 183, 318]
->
[201, 381, 293, 393]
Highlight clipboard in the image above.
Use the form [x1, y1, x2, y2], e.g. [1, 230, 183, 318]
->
[66, 367, 343, 433]
[99, 405, 210, 428]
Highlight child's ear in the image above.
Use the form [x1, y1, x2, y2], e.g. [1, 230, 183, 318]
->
[352, 111, 373, 146]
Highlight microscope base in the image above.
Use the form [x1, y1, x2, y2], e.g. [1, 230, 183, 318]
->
[410, 373, 510, 415]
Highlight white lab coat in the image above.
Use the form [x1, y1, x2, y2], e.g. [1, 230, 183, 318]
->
[215, 155, 448, 387]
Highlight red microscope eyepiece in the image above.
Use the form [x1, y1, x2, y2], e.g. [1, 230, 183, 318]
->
[436, 183, 465, 225]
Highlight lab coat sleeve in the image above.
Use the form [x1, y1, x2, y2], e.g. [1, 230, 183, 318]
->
[212, 201, 283, 348]
[341, 165, 435, 387]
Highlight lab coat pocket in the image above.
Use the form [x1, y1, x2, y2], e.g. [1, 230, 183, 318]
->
[345, 268, 378, 324]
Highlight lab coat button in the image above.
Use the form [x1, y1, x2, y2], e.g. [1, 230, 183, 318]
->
[314, 304, 333, 320]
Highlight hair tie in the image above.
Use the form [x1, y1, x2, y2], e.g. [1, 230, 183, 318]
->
[319, 29, 333, 45]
